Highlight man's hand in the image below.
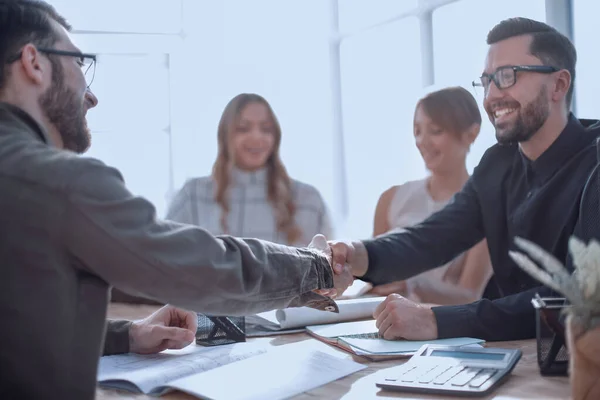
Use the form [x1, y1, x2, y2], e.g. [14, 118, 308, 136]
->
[308, 234, 353, 298]
[329, 239, 369, 278]
[373, 294, 438, 340]
[129, 305, 198, 354]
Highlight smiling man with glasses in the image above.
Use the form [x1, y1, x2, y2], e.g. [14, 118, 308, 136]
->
[324, 17, 600, 344]
[2, 25, 99, 153]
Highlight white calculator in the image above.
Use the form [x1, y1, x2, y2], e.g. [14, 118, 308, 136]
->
[376, 344, 522, 397]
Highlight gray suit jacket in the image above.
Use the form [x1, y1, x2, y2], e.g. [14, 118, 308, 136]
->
[0, 103, 336, 399]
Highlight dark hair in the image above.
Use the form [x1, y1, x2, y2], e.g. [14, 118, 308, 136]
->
[487, 17, 577, 108]
[416, 86, 482, 137]
[0, 0, 71, 89]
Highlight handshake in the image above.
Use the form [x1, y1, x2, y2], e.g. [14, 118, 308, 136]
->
[308, 234, 366, 299]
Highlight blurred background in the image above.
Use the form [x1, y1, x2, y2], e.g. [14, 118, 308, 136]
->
[47, 0, 598, 239]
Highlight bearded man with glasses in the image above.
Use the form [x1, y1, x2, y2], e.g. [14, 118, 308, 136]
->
[324, 17, 600, 343]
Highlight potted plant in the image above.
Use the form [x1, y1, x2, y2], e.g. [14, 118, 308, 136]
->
[510, 236, 600, 400]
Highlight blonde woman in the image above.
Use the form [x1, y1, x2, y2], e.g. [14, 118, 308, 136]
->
[167, 93, 332, 246]
[369, 87, 493, 305]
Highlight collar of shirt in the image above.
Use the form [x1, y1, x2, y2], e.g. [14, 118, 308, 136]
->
[231, 167, 268, 186]
[520, 113, 597, 186]
[0, 102, 50, 144]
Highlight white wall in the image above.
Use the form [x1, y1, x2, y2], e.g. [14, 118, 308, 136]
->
[573, 0, 600, 120]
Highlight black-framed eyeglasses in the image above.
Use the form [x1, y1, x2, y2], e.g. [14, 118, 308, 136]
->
[472, 65, 559, 94]
[6, 47, 97, 88]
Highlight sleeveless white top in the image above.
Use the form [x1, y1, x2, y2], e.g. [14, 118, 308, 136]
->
[387, 178, 466, 286]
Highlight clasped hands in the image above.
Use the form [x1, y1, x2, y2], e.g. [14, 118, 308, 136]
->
[127, 234, 438, 356]
[125, 236, 354, 356]
[311, 234, 438, 341]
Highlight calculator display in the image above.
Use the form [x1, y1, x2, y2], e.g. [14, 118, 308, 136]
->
[430, 350, 505, 361]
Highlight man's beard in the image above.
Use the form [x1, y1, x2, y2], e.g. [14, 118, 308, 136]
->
[494, 86, 550, 145]
[38, 60, 91, 154]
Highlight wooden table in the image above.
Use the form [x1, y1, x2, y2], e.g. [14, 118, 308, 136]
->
[98, 304, 571, 400]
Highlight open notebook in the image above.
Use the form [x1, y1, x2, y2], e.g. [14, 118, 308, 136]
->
[246, 296, 384, 336]
[97, 341, 365, 400]
[307, 320, 485, 361]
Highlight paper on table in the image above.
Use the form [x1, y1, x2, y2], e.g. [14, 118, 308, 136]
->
[97, 342, 267, 394]
[306, 320, 378, 339]
[337, 280, 373, 299]
[166, 346, 366, 400]
[340, 336, 486, 355]
[274, 297, 384, 329]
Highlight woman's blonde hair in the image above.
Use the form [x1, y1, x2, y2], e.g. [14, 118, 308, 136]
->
[212, 93, 301, 244]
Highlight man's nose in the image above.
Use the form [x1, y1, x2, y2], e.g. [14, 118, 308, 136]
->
[484, 80, 503, 101]
[85, 88, 99, 109]
[483, 81, 504, 111]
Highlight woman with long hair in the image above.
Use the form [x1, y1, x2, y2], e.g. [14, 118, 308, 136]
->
[166, 93, 332, 246]
[369, 86, 493, 305]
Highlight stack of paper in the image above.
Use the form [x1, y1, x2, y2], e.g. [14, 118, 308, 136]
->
[246, 296, 385, 336]
[98, 341, 366, 400]
[169, 343, 366, 400]
[307, 320, 485, 361]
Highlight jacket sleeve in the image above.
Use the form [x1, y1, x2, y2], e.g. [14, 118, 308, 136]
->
[64, 159, 336, 316]
[360, 177, 485, 285]
[433, 286, 554, 340]
[103, 320, 132, 355]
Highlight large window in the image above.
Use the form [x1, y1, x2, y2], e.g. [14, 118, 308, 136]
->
[338, 0, 417, 33]
[84, 53, 173, 216]
[168, 0, 336, 221]
[573, 0, 599, 120]
[48, 0, 589, 241]
[340, 17, 423, 239]
[49, 0, 182, 34]
[432, 0, 546, 172]
[52, 0, 337, 221]
[49, 0, 183, 216]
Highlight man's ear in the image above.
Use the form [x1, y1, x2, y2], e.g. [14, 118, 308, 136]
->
[552, 69, 571, 103]
[18, 44, 46, 86]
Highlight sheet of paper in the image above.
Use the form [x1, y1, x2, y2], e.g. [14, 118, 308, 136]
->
[306, 319, 378, 338]
[274, 297, 384, 329]
[166, 346, 366, 400]
[337, 280, 373, 299]
[97, 342, 266, 394]
[340, 337, 485, 355]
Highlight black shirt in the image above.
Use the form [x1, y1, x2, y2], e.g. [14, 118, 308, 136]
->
[361, 114, 600, 341]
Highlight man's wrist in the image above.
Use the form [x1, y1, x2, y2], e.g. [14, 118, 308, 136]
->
[299, 247, 334, 290]
[424, 306, 439, 339]
[104, 320, 133, 355]
[128, 321, 139, 353]
[352, 240, 369, 278]
[431, 305, 472, 339]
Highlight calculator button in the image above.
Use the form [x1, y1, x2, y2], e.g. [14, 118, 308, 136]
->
[449, 368, 481, 387]
[401, 365, 435, 382]
[468, 370, 497, 388]
[418, 366, 451, 384]
[432, 366, 465, 385]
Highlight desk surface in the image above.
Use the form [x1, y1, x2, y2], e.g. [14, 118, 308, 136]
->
[98, 304, 571, 400]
